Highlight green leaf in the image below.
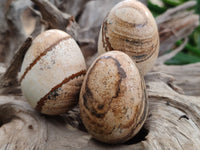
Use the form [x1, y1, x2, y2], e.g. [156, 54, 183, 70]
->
[148, 0, 167, 14]
[165, 52, 200, 65]
[196, 0, 200, 15]
[163, 0, 185, 6]
[176, 40, 200, 57]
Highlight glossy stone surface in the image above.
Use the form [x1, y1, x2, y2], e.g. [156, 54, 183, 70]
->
[79, 51, 148, 144]
[98, 0, 159, 75]
[20, 29, 86, 115]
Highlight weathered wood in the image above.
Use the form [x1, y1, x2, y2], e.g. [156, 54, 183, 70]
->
[0, 65, 199, 149]
[156, 1, 199, 55]
[0, 0, 31, 64]
[0, 0, 199, 149]
[0, 37, 32, 89]
[153, 63, 200, 96]
[53, 0, 90, 18]
[31, 0, 79, 39]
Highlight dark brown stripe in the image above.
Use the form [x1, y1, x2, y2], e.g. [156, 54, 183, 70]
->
[134, 38, 159, 63]
[102, 4, 159, 64]
[20, 36, 71, 82]
[102, 4, 148, 52]
[102, 25, 159, 63]
[102, 14, 114, 52]
[36, 69, 86, 112]
[109, 34, 159, 63]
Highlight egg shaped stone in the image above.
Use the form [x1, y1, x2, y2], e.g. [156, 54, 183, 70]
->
[20, 29, 86, 115]
[79, 51, 148, 144]
[98, 0, 159, 75]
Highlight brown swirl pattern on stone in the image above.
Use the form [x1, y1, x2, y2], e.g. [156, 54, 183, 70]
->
[79, 51, 148, 144]
[98, 0, 160, 75]
[36, 70, 86, 115]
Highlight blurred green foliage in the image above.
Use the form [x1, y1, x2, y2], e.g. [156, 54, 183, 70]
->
[148, 0, 200, 65]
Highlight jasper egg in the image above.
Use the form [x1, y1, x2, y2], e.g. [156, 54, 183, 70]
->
[20, 29, 86, 115]
[98, 0, 159, 75]
[79, 51, 148, 144]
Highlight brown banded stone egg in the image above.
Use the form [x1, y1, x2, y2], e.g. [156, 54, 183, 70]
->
[98, 0, 159, 75]
[20, 29, 86, 115]
[79, 51, 148, 144]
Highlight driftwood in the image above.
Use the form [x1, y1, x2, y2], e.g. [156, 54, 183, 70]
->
[0, 0, 31, 64]
[0, 63, 200, 150]
[0, 0, 200, 149]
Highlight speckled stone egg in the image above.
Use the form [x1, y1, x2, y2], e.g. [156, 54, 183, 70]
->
[79, 51, 148, 144]
[20, 29, 86, 115]
[98, 0, 159, 75]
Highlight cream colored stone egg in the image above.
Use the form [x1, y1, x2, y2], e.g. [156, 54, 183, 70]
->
[98, 0, 159, 75]
[20, 29, 86, 115]
[79, 51, 148, 144]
